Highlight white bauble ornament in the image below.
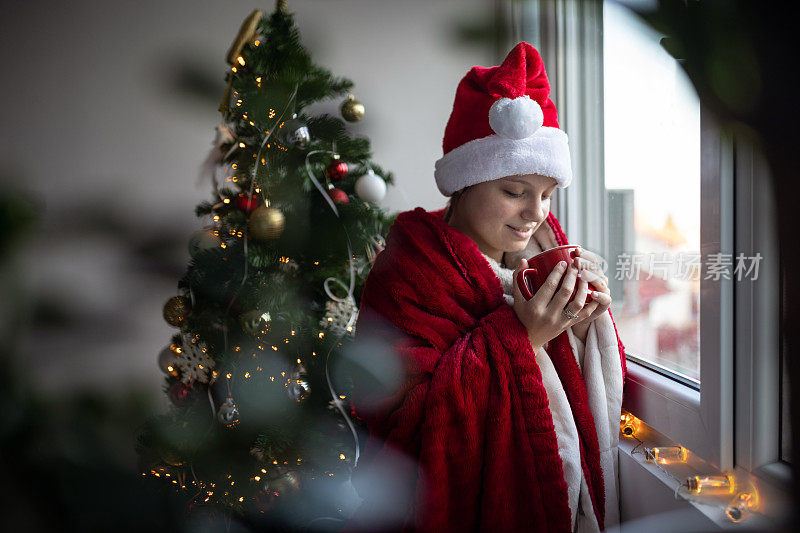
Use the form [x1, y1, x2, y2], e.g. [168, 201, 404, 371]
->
[188, 229, 222, 256]
[488, 95, 544, 139]
[355, 169, 386, 203]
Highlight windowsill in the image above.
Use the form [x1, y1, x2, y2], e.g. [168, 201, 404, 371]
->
[623, 358, 709, 460]
[618, 438, 790, 530]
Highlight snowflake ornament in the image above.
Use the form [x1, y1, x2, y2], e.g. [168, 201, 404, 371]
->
[319, 296, 359, 338]
[176, 337, 215, 384]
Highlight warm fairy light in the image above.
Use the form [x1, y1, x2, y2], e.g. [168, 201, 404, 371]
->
[234, 346, 241, 351]
[339, 454, 345, 460]
[213, 215, 220, 222]
[235, 99, 242, 106]
[687, 474, 735, 495]
[261, 468, 267, 473]
[291, 330, 295, 336]
[346, 326, 353, 332]
[231, 163, 238, 169]
[327, 317, 333, 323]
[239, 497, 244, 502]
[239, 142, 245, 148]
[338, 394, 346, 399]
[254, 40, 260, 46]
[249, 121, 255, 126]
[273, 460, 278, 464]
[231, 66, 237, 73]
[314, 261, 319, 266]
[620, 412, 640, 437]
[226, 373, 232, 379]
[198, 364, 204, 370]
[255, 76, 261, 82]
[312, 351, 316, 356]
[245, 372, 251, 378]
[254, 188, 261, 193]
[296, 358, 301, 364]
[268, 109, 276, 118]
[649, 446, 687, 465]
[237, 56, 245, 66]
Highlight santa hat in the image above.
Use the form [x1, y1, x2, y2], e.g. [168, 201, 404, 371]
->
[434, 42, 573, 197]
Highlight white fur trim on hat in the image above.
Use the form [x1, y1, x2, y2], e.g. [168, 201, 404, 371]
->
[434, 126, 572, 197]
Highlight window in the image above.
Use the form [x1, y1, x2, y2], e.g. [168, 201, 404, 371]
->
[603, 0, 701, 384]
[521, 0, 786, 482]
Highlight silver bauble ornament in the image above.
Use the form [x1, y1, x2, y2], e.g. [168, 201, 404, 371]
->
[188, 229, 222, 257]
[355, 169, 387, 203]
[280, 116, 311, 148]
[239, 309, 271, 336]
[287, 364, 310, 403]
[217, 397, 240, 427]
[158, 344, 181, 376]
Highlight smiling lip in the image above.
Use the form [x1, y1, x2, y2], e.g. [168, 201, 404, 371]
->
[507, 225, 533, 237]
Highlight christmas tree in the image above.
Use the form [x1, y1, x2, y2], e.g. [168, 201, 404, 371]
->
[137, 2, 396, 528]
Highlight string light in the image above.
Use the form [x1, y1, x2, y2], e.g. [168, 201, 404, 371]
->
[686, 474, 735, 495]
[620, 411, 640, 437]
[648, 446, 687, 465]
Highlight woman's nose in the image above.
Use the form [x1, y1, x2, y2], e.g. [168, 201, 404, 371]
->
[521, 198, 545, 222]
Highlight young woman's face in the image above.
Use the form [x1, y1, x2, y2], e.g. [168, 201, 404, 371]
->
[448, 173, 558, 263]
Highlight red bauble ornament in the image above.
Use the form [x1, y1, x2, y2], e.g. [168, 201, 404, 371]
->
[169, 382, 193, 407]
[254, 488, 276, 514]
[324, 159, 349, 181]
[327, 188, 349, 205]
[234, 195, 261, 213]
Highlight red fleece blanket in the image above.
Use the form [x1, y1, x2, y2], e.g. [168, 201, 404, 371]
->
[344, 207, 626, 532]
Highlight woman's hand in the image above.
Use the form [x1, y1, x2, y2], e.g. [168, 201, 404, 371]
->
[571, 248, 612, 333]
[512, 257, 600, 351]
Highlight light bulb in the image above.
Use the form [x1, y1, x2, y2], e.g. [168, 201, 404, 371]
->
[649, 446, 687, 464]
[620, 412, 640, 437]
[686, 474, 734, 495]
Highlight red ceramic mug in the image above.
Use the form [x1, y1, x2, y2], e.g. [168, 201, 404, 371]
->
[516, 244, 596, 301]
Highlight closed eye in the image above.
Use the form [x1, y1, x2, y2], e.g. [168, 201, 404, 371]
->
[504, 190, 522, 198]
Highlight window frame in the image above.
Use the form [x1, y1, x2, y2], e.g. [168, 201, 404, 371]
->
[522, 0, 739, 469]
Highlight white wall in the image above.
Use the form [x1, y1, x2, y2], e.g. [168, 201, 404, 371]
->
[0, 0, 494, 397]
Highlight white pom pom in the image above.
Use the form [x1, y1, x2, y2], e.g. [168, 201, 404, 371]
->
[355, 169, 387, 203]
[488, 95, 544, 139]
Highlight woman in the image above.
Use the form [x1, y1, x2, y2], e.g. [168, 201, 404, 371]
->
[345, 42, 626, 533]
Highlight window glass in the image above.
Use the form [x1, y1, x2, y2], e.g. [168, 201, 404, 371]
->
[603, 0, 701, 381]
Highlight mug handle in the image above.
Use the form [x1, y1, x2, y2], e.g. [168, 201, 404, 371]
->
[516, 268, 538, 300]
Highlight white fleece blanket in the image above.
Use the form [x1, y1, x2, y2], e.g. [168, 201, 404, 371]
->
[482, 224, 624, 531]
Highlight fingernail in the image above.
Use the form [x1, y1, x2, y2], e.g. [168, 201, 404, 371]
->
[558, 261, 567, 268]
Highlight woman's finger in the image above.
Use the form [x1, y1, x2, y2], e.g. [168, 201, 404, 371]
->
[531, 260, 569, 307]
[547, 261, 579, 311]
[564, 278, 589, 320]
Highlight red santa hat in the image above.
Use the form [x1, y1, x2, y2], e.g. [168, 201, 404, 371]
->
[434, 41, 573, 196]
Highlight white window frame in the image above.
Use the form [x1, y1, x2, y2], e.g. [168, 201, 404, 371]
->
[513, 0, 791, 477]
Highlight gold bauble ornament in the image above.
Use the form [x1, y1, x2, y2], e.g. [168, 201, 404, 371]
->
[248, 205, 285, 241]
[163, 296, 190, 327]
[340, 94, 365, 122]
